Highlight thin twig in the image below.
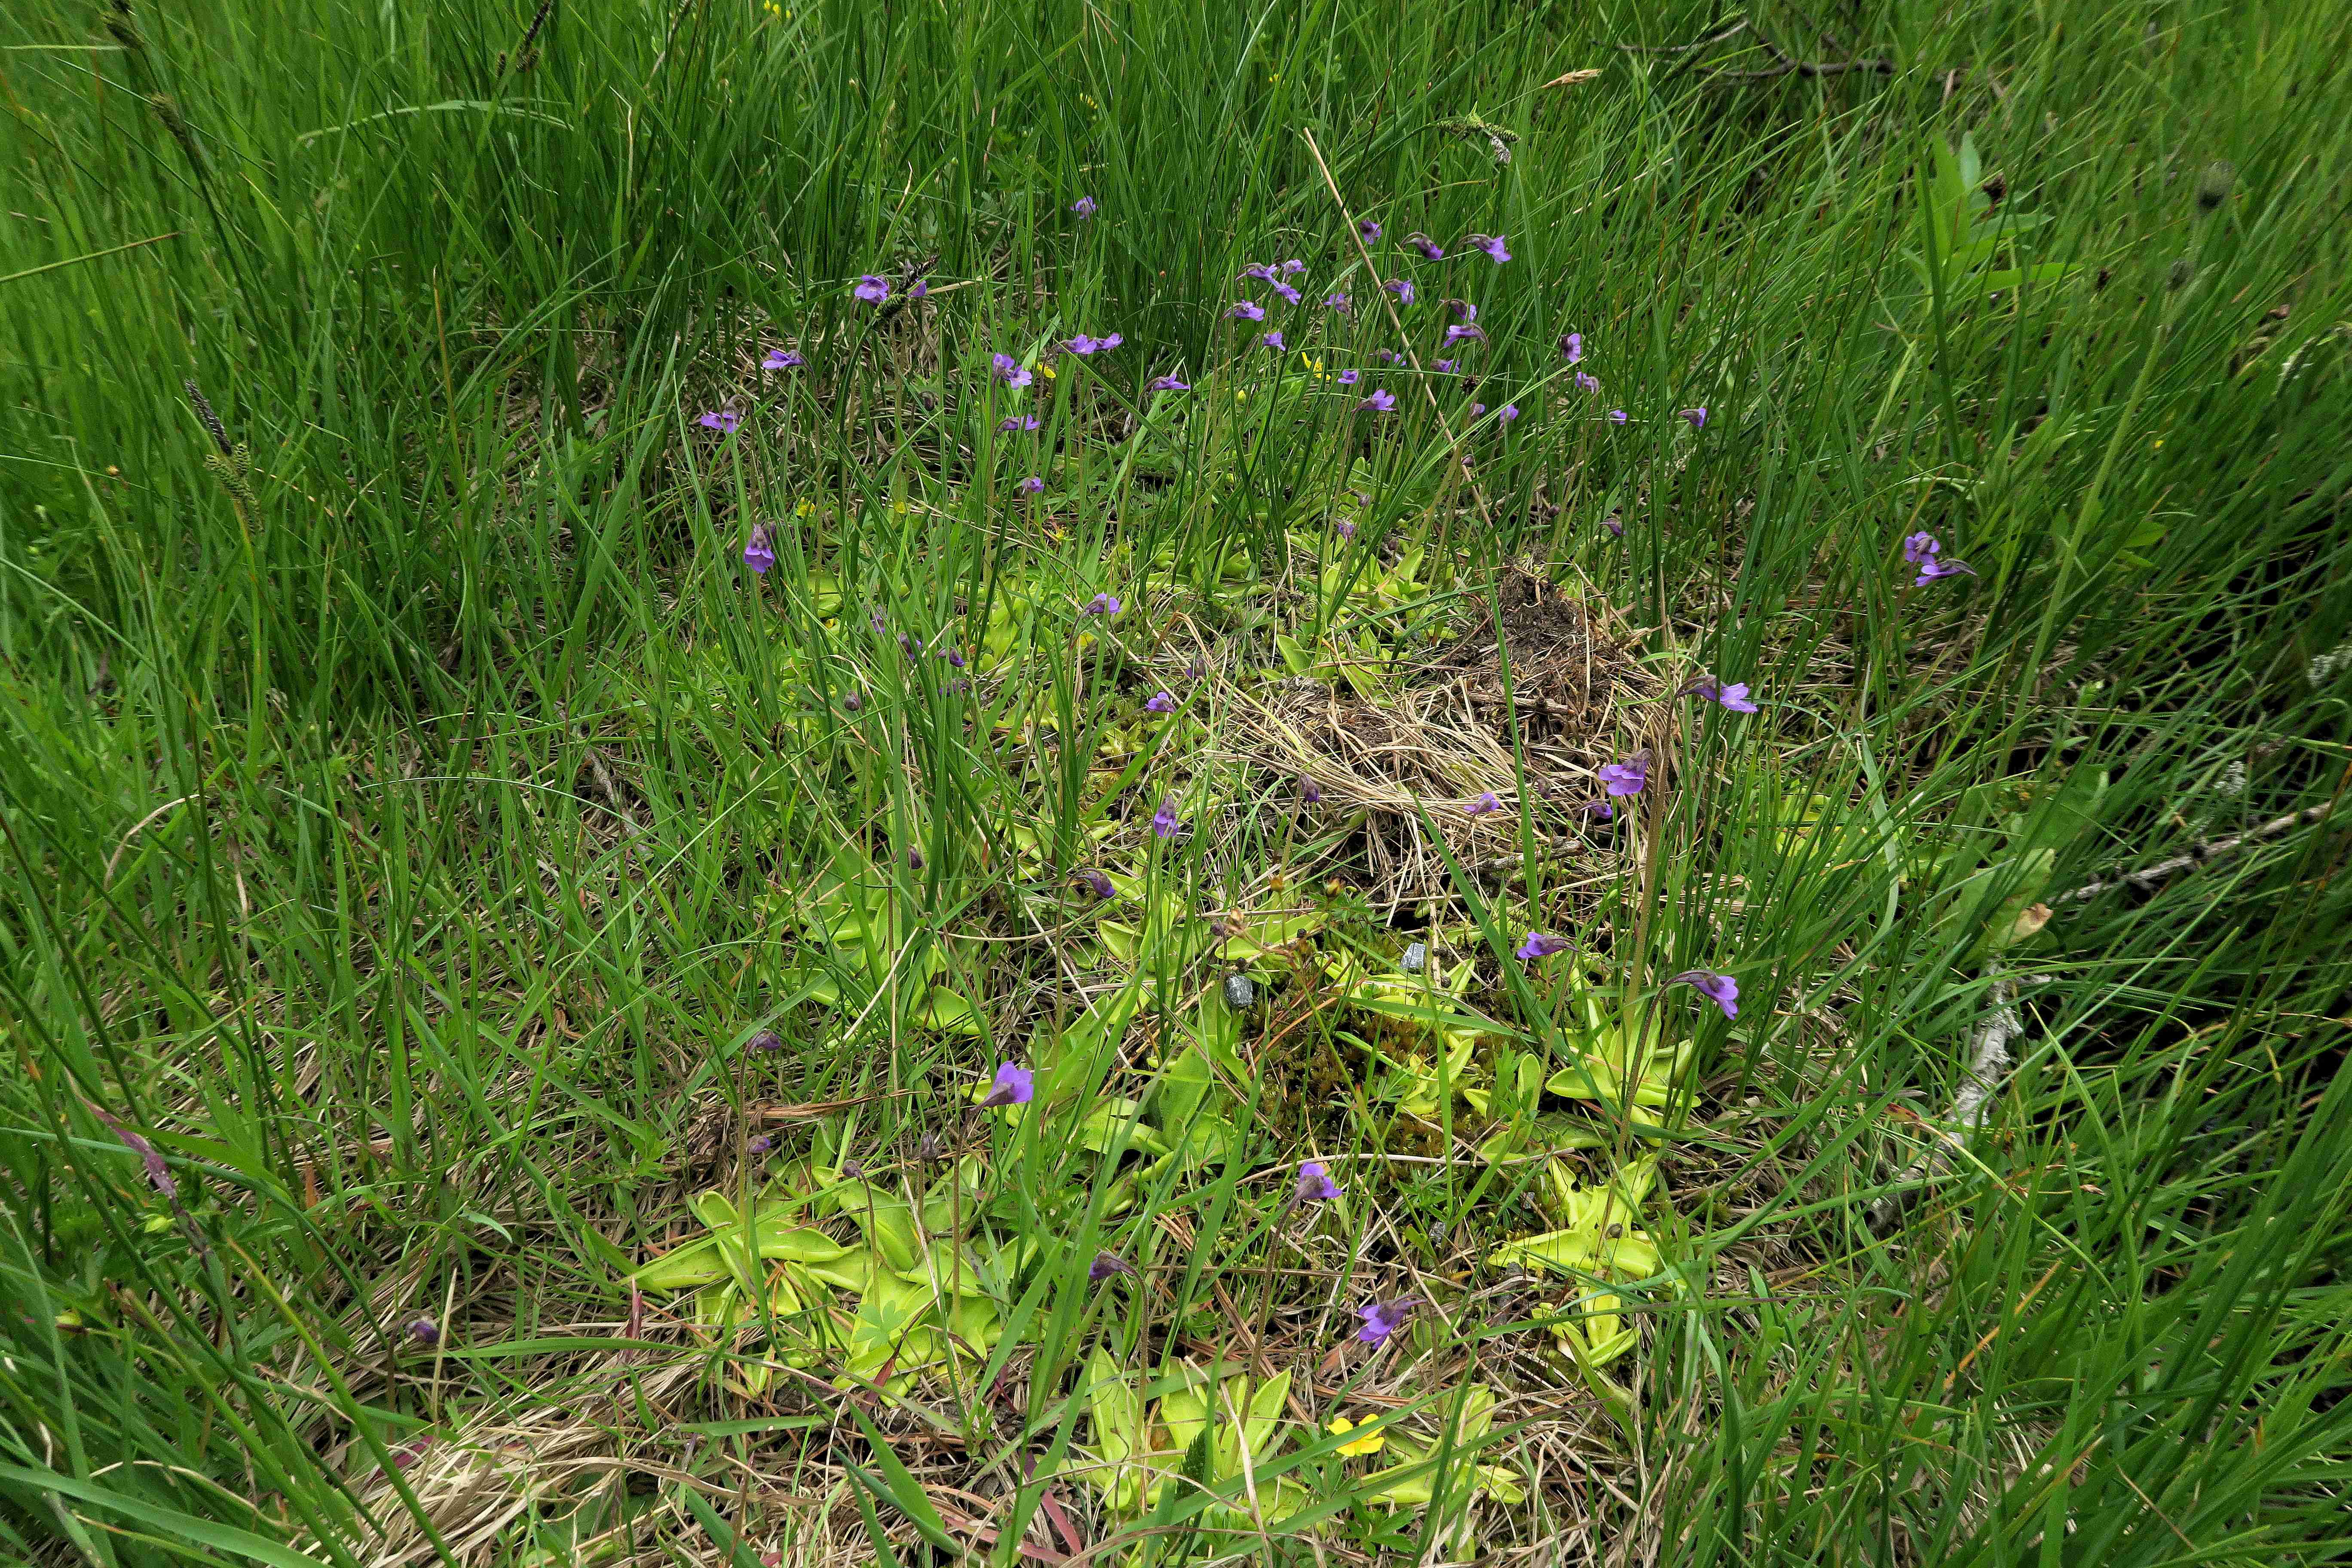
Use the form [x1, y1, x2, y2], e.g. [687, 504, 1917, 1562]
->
[1869, 964, 2020, 1233]
[1617, 18, 1750, 55]
[2058, 802, 2336, 905]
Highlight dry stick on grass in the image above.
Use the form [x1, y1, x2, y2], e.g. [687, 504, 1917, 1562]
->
[1618, 8, 1896, 86]
[1868, 965, 2021, 1234]
[2056, 802, 2337, 905]
[1873, 799, 2339, 1232]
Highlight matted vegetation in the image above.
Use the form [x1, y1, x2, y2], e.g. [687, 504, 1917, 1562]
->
[3, 1, 2350, 1565]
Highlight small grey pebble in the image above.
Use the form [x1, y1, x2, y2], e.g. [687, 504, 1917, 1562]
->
[1402, 942, 1427, 973]
[1222, 972, 1256, 1010]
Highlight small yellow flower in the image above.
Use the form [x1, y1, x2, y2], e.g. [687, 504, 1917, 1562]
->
[795, 499, 816, 518]
[1327, 1416, 1385, 1456]
[891, 499, 910, 515]
[1039, 363, 1057, 379]
[1235, 388, 1248, 401]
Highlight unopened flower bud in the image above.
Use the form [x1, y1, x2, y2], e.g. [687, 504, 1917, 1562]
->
[2196, 159, 2235, 213]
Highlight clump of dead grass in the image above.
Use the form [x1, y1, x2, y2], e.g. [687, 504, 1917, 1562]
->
[1226, 566, 1663, 906]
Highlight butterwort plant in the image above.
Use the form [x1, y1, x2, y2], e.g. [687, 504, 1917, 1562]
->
[1684, 675, 1758, 713]
[979, 1062, 1035, 1107]
[1666, 970, 1740, 1020]
[1597, 752, 1650, 796]
[1355, 1297, 1419, 1345]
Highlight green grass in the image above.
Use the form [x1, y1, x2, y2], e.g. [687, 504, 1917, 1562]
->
[4, 0, 2351, 1563]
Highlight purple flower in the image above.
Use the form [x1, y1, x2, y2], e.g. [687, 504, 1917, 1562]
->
[1681, 407, 1708, 430]
[1081, 869, 1115, 899]
[1271, 281, 1302, 306]
[907, 277, 929, 300]
[86, 1105, 175, 1201]
[1597, 753, 1649, 796]
[1336, 518, 1357, 539]
[1147, 374, 1191, 392]
[1575, 371, 1599, 393]
[980, 1061, 1035, 1107]
[743, 524, 775, 575]
[1666, 969, 1740, 1020]
[747, 1135, 774, 1155]
[1902, 531, 1940, 565]
[1357, 388, 1396, 413]
[1018, 475, 1044, 495]
[1150, 796, 1182, 839]
[1226, 300, 1266, 322]
[907, 845, 926, 870]
[1066, 333, 1121, 356]
[1357, 218, 1382, 242]
[1144, 690, 1176, 714]
[1608, 409, 1627, 424]
[1302, 778, 1323, 805]
[1089, 1252, 1133, 1282]
[407, 1318, 440, 1346]
[1260, 330, 1287, 352]
[1559, 333, 1583, 363]
[747, 1028, 786, 1054]
[993, 352, 1033, 387]
[1281, 260, 1305, 276]
[1337, 369, 1360, 386]
[1085, 592, 1121, 617]
[1602, 512, 1623, 538]
[842, 693, 863, 712]
[1467, 232, 1511, 264]
[1433, 359, 1457, 374]
[1384, 277, 1415, 306]
[1684, 676, 1758, 713]
[1498, 404, 1520, 424]
[1916, 554, 1978, 586]
[1473, 403, 1487, 417]
[1443, 323, 1488, 347]
[853, 275, 890, 304]
[1407, 232, 1444, 260]
[1577, 798, 1616, 821]
[1071, 195, 1097, 219]
[941, 646, 967, 668]
[1240, 263, 1279, 283]
[1324, 292, 1351, 313]
[1516, 931, 1570, 960]
[1448, 299, 1478, 323]
[1465, 791, 1503, 816]
[1100, 332, 1123, 349]
[697, 409, 741, 434]
[999, 414, 1042, 432]
[1355, 1297, 1419, 1345]
[763, 349, 805, 371]
[1295, 1161, 1343, 1202]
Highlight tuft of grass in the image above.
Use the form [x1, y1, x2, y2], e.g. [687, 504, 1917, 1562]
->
[3, 1, 2350, 1564]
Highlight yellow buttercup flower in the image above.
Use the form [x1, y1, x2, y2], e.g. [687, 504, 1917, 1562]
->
[795, 499, 816, 518]
[1327, 1416, 1385, 1456]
